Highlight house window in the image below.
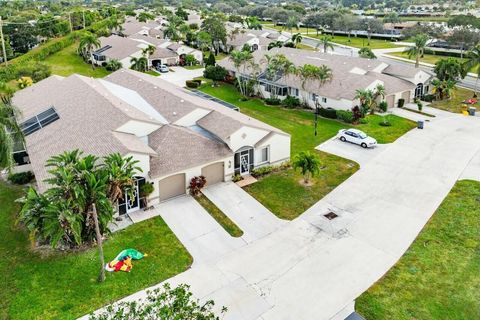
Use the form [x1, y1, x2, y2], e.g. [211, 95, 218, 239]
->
[290, 87, 299, 96]
[260, 146, 269, 163]
[322, 97, 327, 103]
[311, 93, 318, 101]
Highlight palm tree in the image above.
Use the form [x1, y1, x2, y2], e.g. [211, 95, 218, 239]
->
[102, 153, 141, 204]
[370, 84, 386, 114]
[106, 15, 123, 34]
[292, 33, 303, 48]
[229, 50, 254, 97]
[137, 12, 154, 23]
[285, 16, 299, 33]
[264, 54, 296, 98]
[464, 45, 480, 96]
[245, 16, 262, 30]
[164, 24, 180, 41]
[292, 151, 321, 184]
[130, 56, 148, 72]
[268, 41, 284, 50]
[406, 34, 429, 68]
[142, 44, 156, 57]
[296, 64, 333, 90]
[318, 36, 334, 53]
[0, 95, 23, 171]
[355, 89, 374, 116]
[78, 32, 100, 69]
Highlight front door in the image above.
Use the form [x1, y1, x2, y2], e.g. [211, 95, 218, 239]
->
[125, 181, 140, 214]
[240, 153, 249, 174]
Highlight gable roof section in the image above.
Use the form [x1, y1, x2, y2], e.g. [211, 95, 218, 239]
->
[148, 125, 232, 178]
[197, 111, 244, 140]
[97, 35, 142, 60]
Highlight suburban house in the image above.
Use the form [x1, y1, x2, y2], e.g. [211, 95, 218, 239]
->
[12, 69, 290, 214]
[92, 35, 203, 69]
[218, 47, 433, 110]
[224, 27, 290, 52]
[120, 16, 164, 38]
[92, 35, 146, 68]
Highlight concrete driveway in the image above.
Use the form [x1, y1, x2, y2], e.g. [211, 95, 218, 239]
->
[202, 182, 286, 243]
[152, 196, 245, 266]
[83, 113, 480, 320]
[316, 137, 389, 167]
[159, 66, 204, 87]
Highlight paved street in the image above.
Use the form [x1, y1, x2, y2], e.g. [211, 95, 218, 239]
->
[83, 108, 480, 320]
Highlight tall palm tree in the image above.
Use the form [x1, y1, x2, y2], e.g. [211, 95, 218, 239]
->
[106, 15, 123, 34]
[245, 16, 262, 30]
[130, 56, 148, 72]
[406, 34, 429, 68]
[229, 50, 253, 97]
[317, 36, 334, 53]
[78, 32, 100, 69]
[0, 95, 23, 171]
[142, 44, 156, 57]
[355, 89, 374, 116]
[464, 45, 480, 96]
[296, 64, 333, 90]
[292, 33, 303, 48]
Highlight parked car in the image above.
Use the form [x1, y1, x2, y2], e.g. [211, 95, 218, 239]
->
[157, 65, 169, 73]
[338, 129, 377, 148]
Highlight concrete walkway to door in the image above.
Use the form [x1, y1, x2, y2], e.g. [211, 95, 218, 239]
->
[202, 182, 287, 243]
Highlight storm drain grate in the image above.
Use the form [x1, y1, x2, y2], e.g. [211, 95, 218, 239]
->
[324, 212, 338, 220]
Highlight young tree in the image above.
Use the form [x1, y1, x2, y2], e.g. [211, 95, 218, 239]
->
[296, 64, 333, 90]
[264, 53, 296, 99]
[245, 16, 262, 30]
[292, 33, 303, 48]
[137, 12, 155, 22]
[130, 57, 148, 72]
[0, 95, 23, 171]
[292, 151, 321, 184]
[358, 47, 376, 59]
[317, 36, 334, 53]
[406, 34, 429, 68]
[88, 284, 226, 319]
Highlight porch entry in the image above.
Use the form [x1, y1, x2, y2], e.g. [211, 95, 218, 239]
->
[118, 177, 146, 215]
[235, 147, 254, 175]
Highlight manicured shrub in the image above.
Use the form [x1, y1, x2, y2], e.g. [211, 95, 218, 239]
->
[416, 99, 423, 111]
[16, 63, 51, 83]
[106, 59, 122, 71]
[232, 174, 243, 182]
[185, 80, 200, 88]
[422, 94, 435, 102]
[336, 110, 354, 123]
[398, 98, 405, 108]
[204, 53, 216, 67]
[352, 106, 362, 123]
[379, 101, 388, 112]
[282, 95, 301, 108]
[17, 76, 33, 89]
[359, 118, 368, 124]
[193, 79, 202, 85]
[203, 65, 227, 81]
[318, 107, 337, 119]
[265, 98, 281, 105]
[8, 171, 35, 184]
[188, 176, 206, 196]
[251, 166, 273, 178]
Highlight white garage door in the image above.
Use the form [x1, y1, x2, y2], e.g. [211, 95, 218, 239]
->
[201, 162, 224, 186]
[159, 173, 186, 202]
[386, 95, 395, 108]
[401, 91, 411, 104]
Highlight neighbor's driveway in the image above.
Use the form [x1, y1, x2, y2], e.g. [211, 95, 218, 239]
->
[83, 113, 480, 320]
[316, 137, 389, 167]
[202, 182, 287, 243]
[159, 67, 204, 87]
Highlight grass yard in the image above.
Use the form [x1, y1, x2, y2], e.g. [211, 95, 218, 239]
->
[144, 70, 160, 76]
[44, 43, 110, 78]
[0, 181, 192, 320]
[309, 34, 403, 50]
[198, 82, 415, 219]
[431, 86, 477, 113]
[184, 64, 204, 70]
[295, 43, 316, 51]
[195, 194, 243, 237]
[387, 51, 468, 66]
[357, 179, 480, 319]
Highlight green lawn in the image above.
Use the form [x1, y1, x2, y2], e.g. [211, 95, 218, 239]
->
[198, 82, 415, 219]
[184, 65, 204, 70]
[431, 86, 477, 113]
[388, 51, 468, 66]
[144, 70, 160, 76]
[309, 34, 403, 50]
[357, 179, 480, 319]
[44, 43, 111, 78]
[195, 194, 243, 237]
[0, 182, 192, 320]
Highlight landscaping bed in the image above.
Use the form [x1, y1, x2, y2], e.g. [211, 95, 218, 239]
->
[357, 180, 480, 319]
[0, 181, 192, 320]
[195, 193, 243, 237]
[430, 87, 477, 113]
[198, 82, 415, 219]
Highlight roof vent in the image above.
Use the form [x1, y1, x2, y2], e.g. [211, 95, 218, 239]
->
[173, 111, 177, 116]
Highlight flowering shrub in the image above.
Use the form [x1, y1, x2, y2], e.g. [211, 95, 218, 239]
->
[188, 176, 207, 196]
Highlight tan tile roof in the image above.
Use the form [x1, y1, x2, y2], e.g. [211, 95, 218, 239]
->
[97, 35, 142, 60]
[149, 125, 232, 178]
[197, 111, 243, 140]
[149, 47, 178, 59]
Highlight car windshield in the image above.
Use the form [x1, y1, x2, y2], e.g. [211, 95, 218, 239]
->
[357, 132, 367, 139]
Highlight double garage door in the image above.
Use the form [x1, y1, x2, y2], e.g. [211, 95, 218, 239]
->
[157, 162, 224, 202]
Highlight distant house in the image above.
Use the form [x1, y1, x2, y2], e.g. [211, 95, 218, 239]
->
[224, 28, 290, 52]
[92, 35, 145, 68]
[12, 69, 291, 212]
[120, 17, 164, 38]
[218, 47, 433, 110]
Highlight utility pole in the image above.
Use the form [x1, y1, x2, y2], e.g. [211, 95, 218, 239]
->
[68, 12, 72, 33]
[0, 16, 7, 65]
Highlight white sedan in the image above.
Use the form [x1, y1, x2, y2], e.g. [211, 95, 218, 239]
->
[337, 129, 377, 148]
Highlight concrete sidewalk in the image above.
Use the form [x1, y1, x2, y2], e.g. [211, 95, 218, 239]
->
[82, 113, 480, 320]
